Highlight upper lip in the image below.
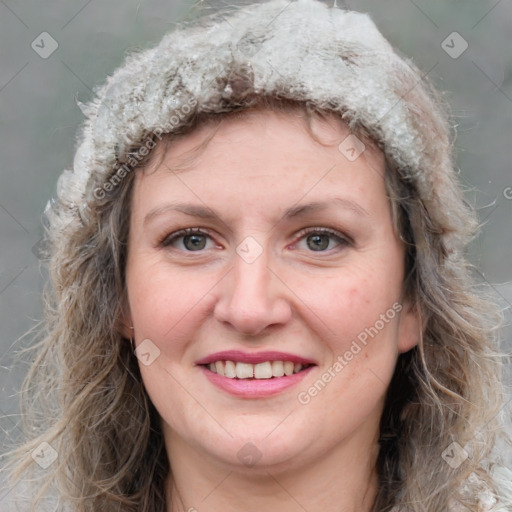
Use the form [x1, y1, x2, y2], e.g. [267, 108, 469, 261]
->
[195, 350, 317, 366]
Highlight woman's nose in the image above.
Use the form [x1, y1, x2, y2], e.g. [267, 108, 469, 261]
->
[213, 243, 292, 336]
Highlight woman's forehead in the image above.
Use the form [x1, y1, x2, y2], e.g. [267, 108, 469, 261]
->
[137, 107, 386, 184]
[130, 108, 389, 228]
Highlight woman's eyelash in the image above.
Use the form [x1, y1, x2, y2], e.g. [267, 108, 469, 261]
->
[159, 227, 211, 247]
[294, 227, 352, 247]
[159, 227, 352, 251]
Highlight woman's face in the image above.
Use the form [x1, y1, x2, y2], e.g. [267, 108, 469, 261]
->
[123, 108, 419, 474]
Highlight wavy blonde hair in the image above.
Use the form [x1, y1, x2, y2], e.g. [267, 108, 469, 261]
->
[3, 6, 512, 512]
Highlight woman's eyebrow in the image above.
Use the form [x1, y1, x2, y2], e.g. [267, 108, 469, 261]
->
[144, 202, 219, 226]
[143, 197, 369, 226]
[282, 198, 369, 219]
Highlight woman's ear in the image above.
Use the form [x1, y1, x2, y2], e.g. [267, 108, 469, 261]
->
[397, 299, 423, 354]
[116, 298, 134, 339]
[117, 317, 134, 340]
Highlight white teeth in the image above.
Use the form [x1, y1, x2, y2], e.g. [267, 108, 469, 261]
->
[215, 361, 225, 376]
[236, 362, 254, 379]
[254, 362, 273, 379]
[272, 360, 284, 377]
[224, 360, 237, 378]
[206, 360, 309, 379]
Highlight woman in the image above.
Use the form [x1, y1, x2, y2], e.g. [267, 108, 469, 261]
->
[4, 0, 511, 510]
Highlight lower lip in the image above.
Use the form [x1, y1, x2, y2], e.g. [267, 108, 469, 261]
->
[199, 365, 315, 398]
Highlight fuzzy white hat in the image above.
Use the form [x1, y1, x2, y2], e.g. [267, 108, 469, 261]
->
[52, 0, 470, 253]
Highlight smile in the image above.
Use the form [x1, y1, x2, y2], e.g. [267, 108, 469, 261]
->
[205, 360, 311, 379]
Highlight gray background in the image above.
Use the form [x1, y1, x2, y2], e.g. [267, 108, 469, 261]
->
[1, 0, 511, 501]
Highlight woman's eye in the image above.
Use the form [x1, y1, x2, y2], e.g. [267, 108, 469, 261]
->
[160, 227, 349, 253]
[161, 229, 215, 251]
[295, 229, 351, 252]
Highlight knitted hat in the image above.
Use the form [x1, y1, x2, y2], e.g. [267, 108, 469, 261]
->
[51, 0, 470, 253]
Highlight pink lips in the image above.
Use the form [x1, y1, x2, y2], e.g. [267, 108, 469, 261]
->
[194, 350, 316, 366]
[199, 365, 315, 398]
[195, 350, 317, 398]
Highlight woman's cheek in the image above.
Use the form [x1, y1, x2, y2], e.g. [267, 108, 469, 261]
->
[305, 270, 401, 360]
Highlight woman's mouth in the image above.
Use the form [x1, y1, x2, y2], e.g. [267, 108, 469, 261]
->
[202, 360, 313, 379]
[197, 354, 316, 398]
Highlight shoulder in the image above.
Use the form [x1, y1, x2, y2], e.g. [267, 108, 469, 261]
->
[389, 465, 512, 512]
[459, 465, 512, 512]
[485, 465, 512, 511]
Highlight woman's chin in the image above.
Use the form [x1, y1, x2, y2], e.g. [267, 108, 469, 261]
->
[195, 431, 316, 474]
